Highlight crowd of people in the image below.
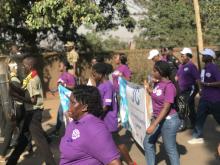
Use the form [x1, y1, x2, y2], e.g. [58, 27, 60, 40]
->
[145, 47, 220, 164]
[0, 45, 220, 165]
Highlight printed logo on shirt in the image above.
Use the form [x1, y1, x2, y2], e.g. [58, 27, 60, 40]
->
[113, 70, 120, 76]
[205, 72, 211, 78]
[184, 67, 189, 72]
[105, 99, 112, 103]
[153, 86, 162, 96]
[72, 129, 80, 140]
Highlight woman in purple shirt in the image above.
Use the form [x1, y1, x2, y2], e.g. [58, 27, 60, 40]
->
[92, 63, 136, 165]
[144, 61, 181, 165]
[59, 85, 121, 165]
[112, 53, 131, 93]
[55, 58, 76, 134]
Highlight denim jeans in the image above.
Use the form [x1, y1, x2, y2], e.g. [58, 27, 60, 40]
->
[193, 99, 220, 138]
[143, 113, 181, 165]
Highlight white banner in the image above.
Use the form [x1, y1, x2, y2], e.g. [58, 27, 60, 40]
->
[119, 77, 153, 149]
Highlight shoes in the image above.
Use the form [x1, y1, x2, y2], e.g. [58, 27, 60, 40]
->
[178, 120, 186, 132]
[188, 138, 204, 144]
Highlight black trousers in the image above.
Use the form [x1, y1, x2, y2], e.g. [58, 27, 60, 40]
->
[0, 104, 25, 157]
[178, 90, 196, 127]
[6, 109, 56, 165]
[0, 120, 14, 156]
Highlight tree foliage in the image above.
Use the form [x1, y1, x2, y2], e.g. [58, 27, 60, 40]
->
[136, 0, 220, 48]
[136, 0, 196, 48]
[0, 0, 135, 53]
[81, 32, 127, 52]
[200, 0, 220, 45]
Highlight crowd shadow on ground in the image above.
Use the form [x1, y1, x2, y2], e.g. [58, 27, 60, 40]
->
[200, 116, 220, 165]
[156, 141, 187, 165]
[184, 115, 220, 165]
[2, 108, 60, 165]
[117, 127, 187, 165]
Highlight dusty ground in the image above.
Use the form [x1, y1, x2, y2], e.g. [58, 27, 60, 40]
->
[1, 94, 220, 165]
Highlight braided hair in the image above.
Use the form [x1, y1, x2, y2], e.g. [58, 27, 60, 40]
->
[72, 85, 103, 117]
[154, 61, 171, 79]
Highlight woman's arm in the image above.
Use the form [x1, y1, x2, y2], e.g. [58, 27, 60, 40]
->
[65, 84, 75, 90]
[108, 159, 122, 165]
[146, 102, 171, 134]
[144, 80, 153, 94]
[201, 81, 220, 88]
[103, 105, 111, 112]
[121, 75, 130, 81]
[10, 82, 25, 95]
[11, 91, 37, 105]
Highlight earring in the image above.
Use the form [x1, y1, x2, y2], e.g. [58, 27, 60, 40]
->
[82, 105, 88, 112]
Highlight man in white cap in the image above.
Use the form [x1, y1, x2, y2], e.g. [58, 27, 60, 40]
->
[188, 48, 220, 144]
[176, 48, 200, 131]
[148, 49, 179, 89]
[148, 49, 162, 63]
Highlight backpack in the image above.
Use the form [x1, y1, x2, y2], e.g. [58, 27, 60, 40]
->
[163, 81, 186, 119]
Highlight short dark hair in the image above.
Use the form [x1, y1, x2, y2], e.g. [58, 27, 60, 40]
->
[105, 63, 113, 74]
[92, 62, 113, 75]
[23, 56, 37, 69]
[161, 47, 168, 52]
[92, 63, 108, 76]
[94, 55, 104, 63]
[186, 53, 192, 58]
[72, 85, 103, 117]
[167, 46, 174, 51]
[154, 61, 171, 78]
[119, 53, 127, 64]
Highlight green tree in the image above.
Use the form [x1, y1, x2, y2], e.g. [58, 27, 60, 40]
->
[136, 0, 220, 49]
[0, 0, 135, 53]
[136, 0, 196, 48]
[200, 0, 220, 45]
[78, 32, 127, 54]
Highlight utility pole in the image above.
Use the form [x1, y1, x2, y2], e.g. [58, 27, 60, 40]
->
[193, 0, 203, 52]
[193, 0, 203, 71]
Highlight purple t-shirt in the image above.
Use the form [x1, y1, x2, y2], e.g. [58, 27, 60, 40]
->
[58, 72, 76, 86]
[151, 80, 177, 117]
[59, 114, 120, 165]
[201, 63, 220, 102]
[161, 56, 167, 62]
[98, 81, 118, 132]
[112, 64, 131, 92]
[177, 61, 200, 92]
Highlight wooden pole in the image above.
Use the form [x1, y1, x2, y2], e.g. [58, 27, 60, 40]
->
[193, 0, 203, 52]
[193, 0, 203, 71]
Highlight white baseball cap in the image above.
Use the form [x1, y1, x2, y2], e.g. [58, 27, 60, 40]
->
[200, 48, 216, 59]
[148, 49, 159, 60]
[180, 48, 192, 55]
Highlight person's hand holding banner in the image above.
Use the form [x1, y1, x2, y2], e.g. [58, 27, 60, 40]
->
[58, 84, 72, 112]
